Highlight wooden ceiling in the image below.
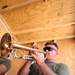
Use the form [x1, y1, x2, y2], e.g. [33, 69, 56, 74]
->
[0, 0, 75, 44]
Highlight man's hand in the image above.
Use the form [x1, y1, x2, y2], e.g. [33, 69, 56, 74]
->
[31, 51, 45, 65]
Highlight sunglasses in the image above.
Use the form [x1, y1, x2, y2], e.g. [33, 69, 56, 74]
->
[43, 47, 57, 52]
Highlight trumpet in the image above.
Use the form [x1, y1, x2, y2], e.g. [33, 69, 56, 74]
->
[0, 33, 46, 60]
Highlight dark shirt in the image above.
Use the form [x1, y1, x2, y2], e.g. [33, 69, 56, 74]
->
[29, 62, 70, 75]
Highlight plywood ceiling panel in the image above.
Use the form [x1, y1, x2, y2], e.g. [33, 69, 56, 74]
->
[15, 25, 75, 44]
[0, 0, 75, 44]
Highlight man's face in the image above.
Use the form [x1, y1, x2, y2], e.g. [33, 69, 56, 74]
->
[43, 44, 58, 60]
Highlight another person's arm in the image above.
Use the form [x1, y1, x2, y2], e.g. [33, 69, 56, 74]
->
[0, 64, 8, 74]
[0, 59, 11, 75]
[17, 60, 32, 75]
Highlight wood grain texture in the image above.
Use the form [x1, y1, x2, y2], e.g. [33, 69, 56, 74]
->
[0, 0, 40, 12]
[15, 25, 75, 44]
[2, 0, 75, 31]
[1, 0, 74, 44]
[56, 38, 75, 75]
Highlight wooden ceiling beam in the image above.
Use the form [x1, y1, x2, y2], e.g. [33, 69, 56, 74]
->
[0, 14, 18, 42]
[13, 22, 75, 36]
[0, 0, 40, 13]
[16, 25, 75, 44]
[19, 35, 75, 44]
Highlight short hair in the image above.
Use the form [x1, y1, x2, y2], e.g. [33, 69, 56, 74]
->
[45, 41, 58, 50]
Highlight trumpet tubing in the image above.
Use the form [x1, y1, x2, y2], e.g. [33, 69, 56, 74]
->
[13, 44, 46, 54]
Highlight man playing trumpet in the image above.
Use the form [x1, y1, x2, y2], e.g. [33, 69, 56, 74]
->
[17, 42, 70, 75]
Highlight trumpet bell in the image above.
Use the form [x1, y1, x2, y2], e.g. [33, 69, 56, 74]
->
[0, 33, 12, 55]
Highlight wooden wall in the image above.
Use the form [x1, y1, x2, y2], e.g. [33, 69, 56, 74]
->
[6, 38, 75, 75]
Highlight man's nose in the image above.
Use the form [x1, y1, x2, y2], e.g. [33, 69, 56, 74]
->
[46, 49, 49, 52]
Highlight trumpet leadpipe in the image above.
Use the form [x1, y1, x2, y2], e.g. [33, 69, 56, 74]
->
[13, 44, 46, 54]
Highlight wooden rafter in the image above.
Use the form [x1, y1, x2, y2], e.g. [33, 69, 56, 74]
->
[13, 22, 75, 36]
[0, 0, 40, 13]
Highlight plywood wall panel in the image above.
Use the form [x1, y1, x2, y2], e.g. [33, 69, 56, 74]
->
[56, 38, 75, 75]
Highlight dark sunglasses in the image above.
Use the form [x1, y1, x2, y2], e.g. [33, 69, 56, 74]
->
[43, 47, 57, 52]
